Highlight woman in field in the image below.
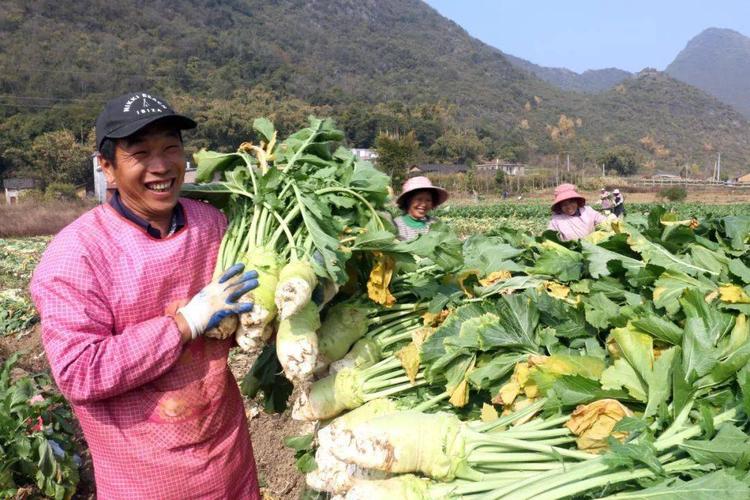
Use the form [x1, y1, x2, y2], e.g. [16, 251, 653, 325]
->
[394, 176, 449, 241]
[548, 183, 607, 241]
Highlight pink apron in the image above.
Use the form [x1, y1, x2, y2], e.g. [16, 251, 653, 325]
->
[30, 199, 260, 499]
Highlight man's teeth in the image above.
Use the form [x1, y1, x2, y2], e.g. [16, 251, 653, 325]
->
[146, 181, 171, 192]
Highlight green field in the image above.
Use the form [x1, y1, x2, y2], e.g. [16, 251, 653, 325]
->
[437, 202, 750, 236]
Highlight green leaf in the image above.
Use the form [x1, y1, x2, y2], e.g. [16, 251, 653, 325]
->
[690, 245, 729, 276]
[252, 117, 275, 142]
[652, 270, 713, 316]
[582, 240, 644, 279]
[601, 358, 648, 402]
[630, 314, 683, 345]
[547, 374, 628, 407]
[729, 259, 750, 284]
[461, 236, 525, 275]
[284, 434, 314, 452]
[36, 438, 55, 478]
[645, 347, 675, 418]
[295, 452, 317, 473]
[584, 292, 620, 329]
[722, 216, 750, 251]
[738, 364, 750, 417]
[528, 240, 582, 282]
[192, 149, 244, 183]
[608, 470, 750, 499]
[605, 437, 663, 474]
[614, 416, 649, 433]
[612, 326, 654, 384]
[625, 225, 716, 277]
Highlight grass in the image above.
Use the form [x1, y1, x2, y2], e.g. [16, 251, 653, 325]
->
[0, 200, 95, 237]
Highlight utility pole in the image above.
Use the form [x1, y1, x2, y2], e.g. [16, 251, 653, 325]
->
[717, 152, 721, 181]
[566, 153, 570, 172]
[601, 163, 605, 177]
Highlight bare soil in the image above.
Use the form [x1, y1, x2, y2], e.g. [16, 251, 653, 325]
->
[0, 327, 306, 500]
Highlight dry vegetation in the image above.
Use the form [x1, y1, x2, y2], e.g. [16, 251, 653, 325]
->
[0, 200, 95, 237]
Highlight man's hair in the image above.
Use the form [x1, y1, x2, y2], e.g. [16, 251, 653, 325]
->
[98, 127, 183, 166]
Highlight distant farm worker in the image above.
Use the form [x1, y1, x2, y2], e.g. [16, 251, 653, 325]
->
[612, 188, 625, 218]
[30, 92, 261, 499]
[394, 176, 449, 241]
[599, 188, 613, 212]
[548, 183, 606, 241]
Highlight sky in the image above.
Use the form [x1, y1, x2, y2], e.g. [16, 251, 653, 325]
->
[424, 0, 750, 73]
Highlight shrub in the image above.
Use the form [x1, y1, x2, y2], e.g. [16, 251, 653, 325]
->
[44, 183, 79, 202]
[657, 186, 687, 202]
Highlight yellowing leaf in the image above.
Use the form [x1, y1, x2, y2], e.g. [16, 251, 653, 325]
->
[494, 380, 521, 406]
[718, 284, 750, 304]
[395, 343, 420, 384]
[367, 252, 396, 306]
[422, 309, 451, 327]
[411, 327, 435, 349]
[565, 399, 633, 453]
[448, 378, 470, 407]
[480, 403, 499, 423]
[479, 270, 512, 287]
[652, 287, 666, 301]
[456, 269, 481, 297]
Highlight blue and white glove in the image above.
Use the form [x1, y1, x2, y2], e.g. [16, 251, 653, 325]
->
[178, 263, 259, 339]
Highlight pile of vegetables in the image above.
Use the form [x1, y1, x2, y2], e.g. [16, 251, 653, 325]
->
[188, 118, 750, 498]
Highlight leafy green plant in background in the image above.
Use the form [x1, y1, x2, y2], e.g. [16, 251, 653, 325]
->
[0, 353, 80, 499]
[658, 186, 688, 202]
[0, 289, 38, 336]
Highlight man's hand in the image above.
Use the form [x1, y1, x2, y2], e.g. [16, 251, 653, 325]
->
[177, 264, 259, 340]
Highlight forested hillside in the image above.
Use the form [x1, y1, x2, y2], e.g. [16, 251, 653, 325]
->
[503, 53, 632, 93]
[2, 0, 749, 186]
[667, 28, 750, 119]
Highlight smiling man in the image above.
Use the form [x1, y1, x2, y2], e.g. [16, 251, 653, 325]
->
[30, 92, 262, 499]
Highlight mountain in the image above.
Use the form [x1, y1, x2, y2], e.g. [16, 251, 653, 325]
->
[1, 0, 750, 178]
[666, 28, 750, 118]
[504, 54, 632, 93]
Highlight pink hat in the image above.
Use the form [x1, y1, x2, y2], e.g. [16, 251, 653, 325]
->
[552, 183, 585, 211]
[396, 176, 449, 209]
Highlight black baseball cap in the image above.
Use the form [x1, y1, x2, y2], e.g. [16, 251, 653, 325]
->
[95, 91, 197, 151]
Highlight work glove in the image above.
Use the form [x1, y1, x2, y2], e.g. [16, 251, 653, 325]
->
[178, 263, 259, 339]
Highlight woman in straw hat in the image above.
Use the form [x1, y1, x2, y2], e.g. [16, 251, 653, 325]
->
[394, 176, 449, 241]
[548, 183, 607, 241]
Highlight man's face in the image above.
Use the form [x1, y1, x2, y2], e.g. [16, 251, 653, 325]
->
[100, 124, 186, 222]
[407, 191, 434, 219]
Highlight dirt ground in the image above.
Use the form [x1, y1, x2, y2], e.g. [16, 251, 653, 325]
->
[0, 326, 306, 499]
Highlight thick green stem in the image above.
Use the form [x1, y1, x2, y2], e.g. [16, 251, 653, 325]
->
[412, 391, 450, 412]
[536, 459, 698, 500]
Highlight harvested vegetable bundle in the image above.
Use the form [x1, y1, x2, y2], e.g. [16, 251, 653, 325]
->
[187, 117, 392, 382]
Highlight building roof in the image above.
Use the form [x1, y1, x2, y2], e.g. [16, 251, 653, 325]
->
[3, 178, 38, 190]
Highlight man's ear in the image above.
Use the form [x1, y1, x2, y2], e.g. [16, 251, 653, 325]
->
[98, 154, 117, 186]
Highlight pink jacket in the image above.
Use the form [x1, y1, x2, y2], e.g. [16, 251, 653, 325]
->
[30, 199, 259, 500]
[548, 205, 607, 241]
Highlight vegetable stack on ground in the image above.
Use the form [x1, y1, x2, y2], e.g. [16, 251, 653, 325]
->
[292, 207, 750, 498]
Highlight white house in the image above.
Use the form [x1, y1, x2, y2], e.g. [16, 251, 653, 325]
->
[3, 178, 38, 204]
[351, 148, 378, 161]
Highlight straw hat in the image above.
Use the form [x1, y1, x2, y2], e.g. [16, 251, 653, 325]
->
[552, 183, 585, 211]
[396, 176, 449, 210]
